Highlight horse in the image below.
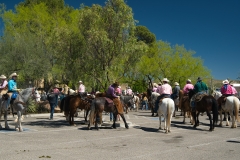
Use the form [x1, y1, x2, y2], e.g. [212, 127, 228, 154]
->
[158, 98, 175, 133]
[188, 89, 218, 131]
[146, 88, 155, 116]
[178, 90, 192, 124]
[218, 96, 240, 128]
[150, 91, 160, 116]
[88, 97, 129, 130]
[3, 88, 38, 132]
[120, 95, 135, 113]
[212, 90, 231, 121]
[0, 94, 10, 129]
[67, 95, 92, 126]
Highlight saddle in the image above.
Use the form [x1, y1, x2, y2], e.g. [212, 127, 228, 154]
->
[194, 93, 207, 102]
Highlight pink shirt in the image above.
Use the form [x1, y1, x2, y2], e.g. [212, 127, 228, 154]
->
[0, 80, 8, 89]
[78, 84, 85, 93]
[53, 88, 60, 94]
[156, 86, 162, 94]
[183, 84, 194, 94]
[231, 86, 238, 94]
[115, 87, 121, 95]
[152, 87, 158, 92]
[159, 83, 172, 95]
[221, 84, 233, 95]
[126, 89, 132, 95]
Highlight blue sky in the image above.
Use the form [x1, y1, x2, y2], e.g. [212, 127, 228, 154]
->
[1, 0, 240, 80]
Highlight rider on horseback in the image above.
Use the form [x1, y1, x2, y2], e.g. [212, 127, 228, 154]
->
[191, 77, 208, 111]
[155, 78, 172, 114]
[183, 79, 194, 95]
[0, 75, 8, 95]
[171, 82, 180, 100]
[78, 80, 86, 98]
[218, 79, 234, 109]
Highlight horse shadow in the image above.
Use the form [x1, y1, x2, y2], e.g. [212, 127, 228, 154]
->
[135, 126, 159, 132]
[171, 120, 208, 131]
[18, 119, 70, 128]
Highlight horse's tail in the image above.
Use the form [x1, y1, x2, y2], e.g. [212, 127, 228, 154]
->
[233, 97, 240, 122]
[167, 99, 171, 128]
[89, 99, 96, 126]
[212, 98, 218, 124]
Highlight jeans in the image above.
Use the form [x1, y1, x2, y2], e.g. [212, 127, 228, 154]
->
[50, 103, 55, 119]
[110, 112, 114, 121]
[142, 101, 148, 110]
[155, 94, 170, 113]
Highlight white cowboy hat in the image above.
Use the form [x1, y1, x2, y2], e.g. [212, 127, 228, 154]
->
[187, 79, 191, 82]
[153, 83, 158, 87]
[174, 82, 179, 85]
[0, 75, 6, 79]
[79, 80, 82, 83]
[162, 78, 169, 82]
[222, 79, 229, 84]
[9, 72, 18, 78]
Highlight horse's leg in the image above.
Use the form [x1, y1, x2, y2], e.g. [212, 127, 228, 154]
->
[219, 110, 223, 127]
[164, 114, 167, 133]
[183, 110, 186, 124]
[4, 109, 9, 129]
[119, 114, 129, 129]
[196, 112, 200, 126]
[230, 110, 236, 128]
[16, 110, 23, 132]
[85, 109, 90, 122]
[95, 112, 99, 130]
[192, 111, 197, 128]
[225, 112, 229, 126]
[206, 111, 213, 131]
[159, 115, 162, 130]
[0, 111, 2, 129]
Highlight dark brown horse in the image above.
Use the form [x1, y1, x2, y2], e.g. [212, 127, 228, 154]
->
[188, 89, 218, 131]
[61, 95, 92, 126]
[88, 97, 129, 130]
[178, 90, 192, 124]
[146, 88, 155, 116]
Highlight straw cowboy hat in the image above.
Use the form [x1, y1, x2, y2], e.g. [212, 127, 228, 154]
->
[158, 82, 162, 85]
[162, 78, 169, 82]
[9, 72, 18, 78]
[174, 82, 179, 86]
[0, 75, 7, 79]
[153, 83, 158, 87]
[222, 79, 229, 84]
[187, 79, 191, 82]
[79, 80, 82, 83]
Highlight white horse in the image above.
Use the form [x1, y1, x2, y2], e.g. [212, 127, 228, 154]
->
[0, 94, 10, 129]
[158, 98, 175, 133]
[11, 88, 38, 132]
[219, 96, 240, 128]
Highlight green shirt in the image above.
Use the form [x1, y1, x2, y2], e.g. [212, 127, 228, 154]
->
[194, 81, 208, 93]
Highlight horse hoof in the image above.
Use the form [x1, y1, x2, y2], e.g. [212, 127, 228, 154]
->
[19, 128, 23, 132]
[125, 125, 129, 129]
[193, 125, 197, 128]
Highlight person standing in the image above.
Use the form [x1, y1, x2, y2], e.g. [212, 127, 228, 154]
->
[53, 85, 60, 107]
[142, 95, 148, 110]
[47, 89, 57, 120]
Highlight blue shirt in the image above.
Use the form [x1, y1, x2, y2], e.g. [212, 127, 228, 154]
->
[8, 79, 17, 92]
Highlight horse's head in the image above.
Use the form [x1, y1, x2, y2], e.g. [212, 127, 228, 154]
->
[20, 88, 39, 103]
[188, 89, 195, 99]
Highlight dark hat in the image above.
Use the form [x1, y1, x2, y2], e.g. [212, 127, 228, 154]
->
[197, 77, 202, 81]
[113, 82, 119, 87]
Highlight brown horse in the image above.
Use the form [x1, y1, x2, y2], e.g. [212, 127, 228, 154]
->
[61, 95, 92, 126]
[188, 89, 218, 131]
[88, 97, 129, 130]
[146, 88, 155, 116]
[178, 90, 192, 124]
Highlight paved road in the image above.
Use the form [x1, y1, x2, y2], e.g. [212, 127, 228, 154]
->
[0, 110, 240, 160]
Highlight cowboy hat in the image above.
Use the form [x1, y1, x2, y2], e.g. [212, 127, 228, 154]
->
[174, 82, 179, 85]
[162, 78, 169, 82]
[153, 83, 158, 87]
[79, 80, 82, 83]
[222, 79, 229, 84]
[158, 82, 162, 85]
[187, 79, 191, 82]
[9, 72, 18, 78]
[0, 75, 6, 79]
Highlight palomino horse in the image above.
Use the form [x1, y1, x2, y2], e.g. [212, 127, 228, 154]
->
[188, 89, 218, 131]
[0, 94, 10, 129]
[158, 98, 175, 133]
[9, 88, 38, 132]
[178, 90, 192, 124]
[218, 96, 240, 128]
[88, 97, 129, 130]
